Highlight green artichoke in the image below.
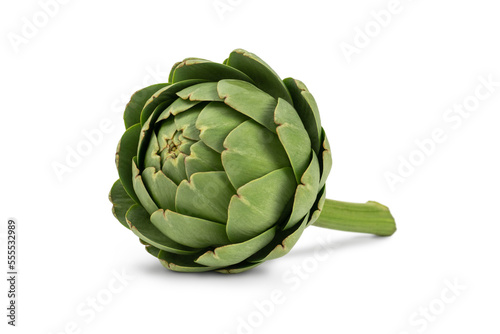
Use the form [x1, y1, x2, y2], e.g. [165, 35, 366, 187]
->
[109, 49, 396, 273]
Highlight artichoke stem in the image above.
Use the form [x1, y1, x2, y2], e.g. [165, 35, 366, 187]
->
[313, 199, 396, 236]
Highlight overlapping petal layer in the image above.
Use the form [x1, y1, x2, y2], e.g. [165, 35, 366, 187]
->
[110, 49, 332, 273]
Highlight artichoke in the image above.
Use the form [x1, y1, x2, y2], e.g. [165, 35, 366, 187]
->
[109, 49, 396, 273]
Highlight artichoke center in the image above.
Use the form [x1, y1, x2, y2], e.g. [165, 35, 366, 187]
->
[163, 132, 181, 158]
[159, 129, 193, 160]
[144, 115, 200, 185]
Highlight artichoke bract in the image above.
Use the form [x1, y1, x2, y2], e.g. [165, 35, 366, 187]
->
[109, 49, 396, 273]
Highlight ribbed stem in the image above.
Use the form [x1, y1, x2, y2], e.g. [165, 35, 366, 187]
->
[313, 199, 396, 236]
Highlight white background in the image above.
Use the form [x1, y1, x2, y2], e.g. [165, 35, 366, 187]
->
[1, 0, 499, 333]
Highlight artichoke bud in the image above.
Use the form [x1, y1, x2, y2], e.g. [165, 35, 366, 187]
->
[110, 49, 396, 273]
